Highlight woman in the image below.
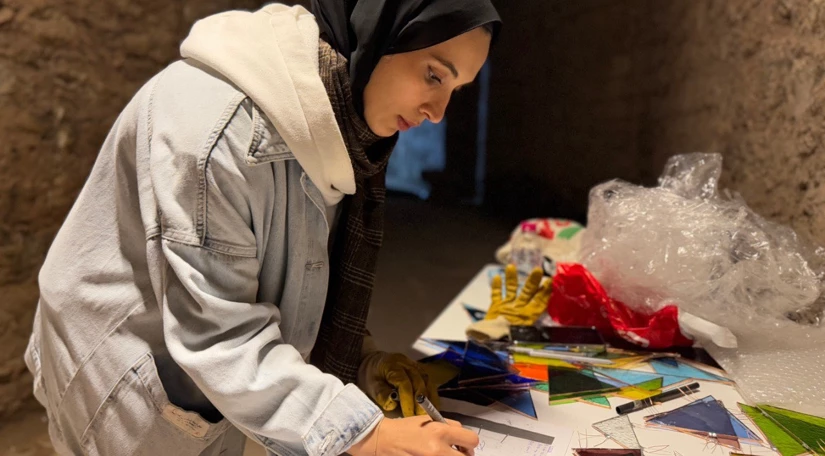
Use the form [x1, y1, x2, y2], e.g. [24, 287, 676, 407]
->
[24, 1, 500, 455]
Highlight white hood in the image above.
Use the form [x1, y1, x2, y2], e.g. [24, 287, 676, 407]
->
[181, 4, 355, 206]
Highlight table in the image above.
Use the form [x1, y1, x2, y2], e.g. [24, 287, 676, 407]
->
[412, 264, 781, 456]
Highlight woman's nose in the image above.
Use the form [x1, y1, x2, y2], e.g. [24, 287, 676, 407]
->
[420, 94, 450, 124]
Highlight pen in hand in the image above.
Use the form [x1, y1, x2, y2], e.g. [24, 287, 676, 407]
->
[416, 394, 470, 454]
[416, 394, 446, 422]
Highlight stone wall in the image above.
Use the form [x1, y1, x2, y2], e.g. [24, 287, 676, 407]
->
[486, 0, 825, 247]
[0, 0, 277, 419]
[4, 0, 825, 420]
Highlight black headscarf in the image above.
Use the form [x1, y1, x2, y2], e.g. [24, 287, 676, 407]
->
[311, 0, 501, 115]
[308, 0, 501, 385]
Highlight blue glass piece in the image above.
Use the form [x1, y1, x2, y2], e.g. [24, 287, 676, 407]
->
[650, 360, 727, 382]
[497, 390, 537, 419]
[419, 349, 464, 368]
[458, 348, 510, 384]
[593, 368, 662, 386]
[421, 339, 468, 355]
[656, 357, 679, 367]
[463, 304, 487, 322]
[462, 374, 539, 389]
[467, 340, 508, 369]
[658, 375, 692, 387]
[504, 374, 541, 385]
[592, 373, 629, 388]
[439, 388, 495, 406]
[442, 385, 534, 419]
[730, 413, 761, 440]
[594, 366, 689, 387]
[647, 396, 737, 438]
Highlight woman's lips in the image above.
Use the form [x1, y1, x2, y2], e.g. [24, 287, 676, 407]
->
[397, 116, 412, 132]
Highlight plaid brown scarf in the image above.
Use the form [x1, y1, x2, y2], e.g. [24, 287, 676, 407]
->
[310, 40, 398, 384]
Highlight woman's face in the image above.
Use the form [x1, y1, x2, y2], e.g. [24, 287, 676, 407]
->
[363, 27, 492, 137]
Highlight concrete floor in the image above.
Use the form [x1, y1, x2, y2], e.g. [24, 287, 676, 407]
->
[0, 195, 514, 456]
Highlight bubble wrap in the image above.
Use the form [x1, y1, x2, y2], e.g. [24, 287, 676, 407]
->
[579, 153, 825, 414]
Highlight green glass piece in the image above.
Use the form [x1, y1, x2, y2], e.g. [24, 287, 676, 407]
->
[632, 377, 663, 391]
[547, 366, 619, 401]
[616, 377, 664, 400]
[533, 382, 549, 392]
[740, 404, 808, 456]
[584, 396, 611, 408]
[758, 405, 825, 455]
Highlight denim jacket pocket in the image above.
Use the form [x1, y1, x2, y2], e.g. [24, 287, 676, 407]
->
[80, 353, 231, 456]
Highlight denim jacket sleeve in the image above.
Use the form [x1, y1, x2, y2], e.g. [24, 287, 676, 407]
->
[148, 63, 382, 456]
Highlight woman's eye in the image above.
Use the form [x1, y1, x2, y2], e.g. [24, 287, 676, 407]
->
[427, 68, 442, 85]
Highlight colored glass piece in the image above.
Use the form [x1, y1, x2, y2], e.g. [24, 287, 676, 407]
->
[593, 368, 661, 386]
[511, 353, 578, 369]
[574, 450, 642, 456]
[420, 339, 468, 356]
[547, 366, 619, 401]
[615, 377, 664, 400]
[494, 389, 537, 419]
[582, 396, 611, 408]
[513, 362, 550, 381]
[438, 388, 495, 407]
[646, 396, 737, 438]
[458, 340, 511, 384]
[463, 304, 487, 322]
[592, 415, 641, 450]
[740, 404, 808, 456]
[758, 404, 825, 454]
[656, 357, 679, 367]
[532, 382, 549, 392]
[650, 359, 728, 382]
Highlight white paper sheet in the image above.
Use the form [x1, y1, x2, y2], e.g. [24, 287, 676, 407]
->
[440, 398, 573, 456]
[474, 429, 554, 456]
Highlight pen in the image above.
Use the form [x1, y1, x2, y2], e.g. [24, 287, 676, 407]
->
[416, 394, 466, 453]
[616, 382, 700, 415]
[416, 394, 446, 422]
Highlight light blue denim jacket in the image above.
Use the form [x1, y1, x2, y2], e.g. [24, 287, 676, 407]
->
[24, 59, 381, 455]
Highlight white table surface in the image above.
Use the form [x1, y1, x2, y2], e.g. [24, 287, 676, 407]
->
[412, 264, 781, 456]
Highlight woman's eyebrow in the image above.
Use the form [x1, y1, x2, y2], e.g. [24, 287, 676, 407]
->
[431, 53, 459, 78]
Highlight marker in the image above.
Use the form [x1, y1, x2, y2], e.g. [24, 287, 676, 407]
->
[616, 382, 700, 415]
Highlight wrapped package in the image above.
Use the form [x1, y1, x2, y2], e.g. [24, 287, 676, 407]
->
[578, 153, 825, 415]
[495, 218, 585, 273]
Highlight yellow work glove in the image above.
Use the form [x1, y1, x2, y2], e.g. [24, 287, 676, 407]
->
[488, 264, 551, 323]
[357, 351, 440, 417]
[467, 265, 551, 341]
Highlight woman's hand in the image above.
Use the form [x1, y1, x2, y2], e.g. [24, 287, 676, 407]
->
[349, 416, 479, 456]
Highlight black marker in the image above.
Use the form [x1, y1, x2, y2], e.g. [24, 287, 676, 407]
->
[616, 382, 700, 415]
